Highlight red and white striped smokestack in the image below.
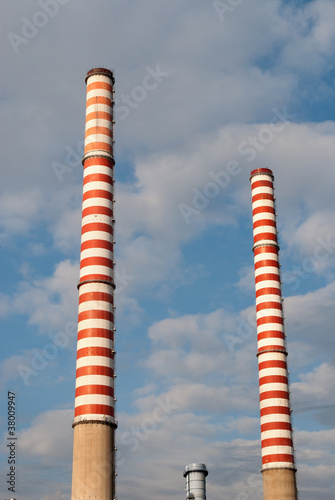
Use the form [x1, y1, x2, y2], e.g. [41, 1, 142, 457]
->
[71, 68, 116, 500]
[250, 168, 298, 500]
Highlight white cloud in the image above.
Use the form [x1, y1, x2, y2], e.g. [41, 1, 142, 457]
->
[291, 362, 335, 425]
[0, 409, 73, 500]
[11, 259, 79, 333]
[295, 429, 335, 498]
[0, 293, 11, 317]
[51, 205, 82, 254]
[18, 409, 73, 463]
[1, 1, 335, 499]
[164, 383, 258, 415]
[116, 407, 262, 500]
[280, 0, 335, 72]
[112, 120, 335, 301]
[148, 309, 231, 350]
[0, 189, 44, 234]
[235, 265, 256, 292]
[228, 417, 260, 436]
[281, 211, 335, 275]
[1, 0, 335, 251]
[284, 281, 335, 355]
[0, 353, 28, 391]
[115, 296, 145, 327]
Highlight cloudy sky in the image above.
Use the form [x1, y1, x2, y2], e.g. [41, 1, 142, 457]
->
[1, 0, 335, 499]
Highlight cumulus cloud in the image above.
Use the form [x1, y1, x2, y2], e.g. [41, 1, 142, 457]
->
[111, 120, 335, 302]
[116, 406, 262, 500]
[10, 259, 79, 333]
[281, 211, 335, 275]
[0, 189, 45, 235]
[147, 309, 235, 381]
[284, 281, 335, 355]
[0, 353, 28, 391]
[0, 410, 73, 500]
[18, 409, 74, 462]
[235, 265, 256, 292]
[295, 428, 335, 499]
[280, 0, 335, 72]
[1, 1, 335, 499]
[291, 362, 335, 426]
[0, 293, 11, 317]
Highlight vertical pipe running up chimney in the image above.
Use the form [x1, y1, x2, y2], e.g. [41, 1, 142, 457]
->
[71, 68, 116, 500]
[184, 463, 208, 500]
[250, 168, 298, 500]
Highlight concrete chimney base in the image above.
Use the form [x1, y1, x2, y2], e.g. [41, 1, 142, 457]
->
[71, 422, 115, 500]
[262, 468, 297, 500]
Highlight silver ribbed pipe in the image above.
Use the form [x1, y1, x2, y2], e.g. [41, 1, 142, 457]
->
[184, 463, 208, 500]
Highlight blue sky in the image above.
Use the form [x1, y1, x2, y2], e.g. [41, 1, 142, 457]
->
[1, 1, 335, 499]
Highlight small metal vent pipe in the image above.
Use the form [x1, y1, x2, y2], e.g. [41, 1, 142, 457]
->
[184, 463, 208, 500]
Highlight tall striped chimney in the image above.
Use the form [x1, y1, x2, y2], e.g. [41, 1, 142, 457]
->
[250, 168, 298, 500]
[71, 68, 116, 500]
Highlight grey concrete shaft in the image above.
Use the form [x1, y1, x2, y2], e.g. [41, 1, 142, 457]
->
[262, 469, 298, 500]
[71, 422, 115, 500]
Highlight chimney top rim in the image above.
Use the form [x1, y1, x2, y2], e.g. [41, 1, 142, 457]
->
[85, 67, 115, 84]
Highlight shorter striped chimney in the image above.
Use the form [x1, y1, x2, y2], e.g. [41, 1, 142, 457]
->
[250, 168, 298, 500]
